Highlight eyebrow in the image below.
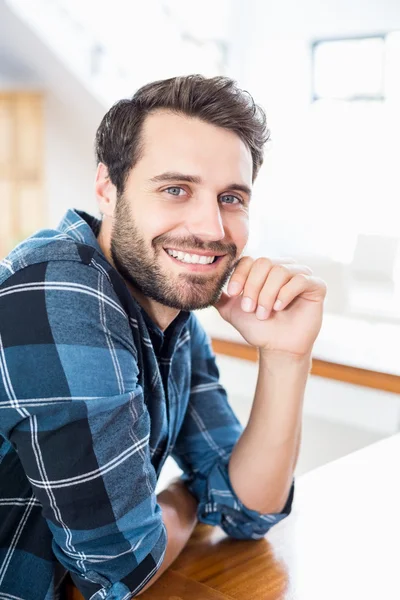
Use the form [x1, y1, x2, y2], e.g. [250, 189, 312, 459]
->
[149, 171, 252, 197]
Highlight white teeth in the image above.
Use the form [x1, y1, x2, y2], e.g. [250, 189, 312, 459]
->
[166, 249, 215, 264]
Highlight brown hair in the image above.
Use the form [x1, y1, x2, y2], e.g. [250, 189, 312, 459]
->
[95, 74, 269, 194]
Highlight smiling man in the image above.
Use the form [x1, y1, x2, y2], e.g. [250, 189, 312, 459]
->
[0, 75, 326, 600]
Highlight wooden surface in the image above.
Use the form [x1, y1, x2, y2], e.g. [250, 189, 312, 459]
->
[67, 434, 400, 599]
[211, 337, 400, 393]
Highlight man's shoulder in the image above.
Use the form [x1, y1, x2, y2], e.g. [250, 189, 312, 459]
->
[0, 228, 143, 351]
[0, 229, 139, 360]
[0, 226, 132, 316]
[0, 227, 92, 285]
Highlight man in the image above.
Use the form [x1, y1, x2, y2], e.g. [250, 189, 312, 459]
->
[0, 75, 326, 599]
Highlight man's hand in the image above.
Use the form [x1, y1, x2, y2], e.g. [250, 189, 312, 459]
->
[214, 257, 327, 357]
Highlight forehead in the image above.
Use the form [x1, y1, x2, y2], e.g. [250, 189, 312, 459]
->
[136, 110, 253, 185]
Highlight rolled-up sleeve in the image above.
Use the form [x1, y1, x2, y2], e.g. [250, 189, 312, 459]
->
[171, 314, 294, 540]
[0, 260, 167, 599]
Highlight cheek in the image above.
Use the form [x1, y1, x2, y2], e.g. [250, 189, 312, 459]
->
[145, 208, 183, 246]
[150, 203, 190, 238]
[224, 213, 249, 251]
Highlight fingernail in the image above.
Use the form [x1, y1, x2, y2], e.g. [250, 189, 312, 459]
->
[241, 297, 254, 312]
[228, 281, 241, 296]
[256, 305, 269, 320]
[273, 299, 283, 311]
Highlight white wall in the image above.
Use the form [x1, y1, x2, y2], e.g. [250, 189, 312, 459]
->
[0, 0, 105, 229]
[227, 0, 400, 261]
[44, 92, 97, 227]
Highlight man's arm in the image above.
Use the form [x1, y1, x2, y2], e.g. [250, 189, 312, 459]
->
[228, 351, 310, 515]
[170, 314, 292, 542]
[137, 480, 198, 596]
[215, 256, 326, 518]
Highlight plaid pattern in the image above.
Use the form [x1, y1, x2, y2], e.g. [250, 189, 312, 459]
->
[0, 210, 294, 600]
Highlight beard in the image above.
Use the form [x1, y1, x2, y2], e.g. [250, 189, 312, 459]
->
[110, 195, 239, 311]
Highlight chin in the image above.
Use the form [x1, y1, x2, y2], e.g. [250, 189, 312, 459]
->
[161, 287, 223, 312]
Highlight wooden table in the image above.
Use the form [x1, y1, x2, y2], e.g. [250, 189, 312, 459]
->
[67, 434, 400, 599]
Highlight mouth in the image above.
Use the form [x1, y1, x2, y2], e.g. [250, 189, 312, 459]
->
[163, 248, 226, 271]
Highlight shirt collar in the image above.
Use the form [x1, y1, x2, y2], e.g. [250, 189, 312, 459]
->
[57, 208, 103, 254]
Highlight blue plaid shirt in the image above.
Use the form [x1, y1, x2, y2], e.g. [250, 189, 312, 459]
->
[0, 209, 294, 599]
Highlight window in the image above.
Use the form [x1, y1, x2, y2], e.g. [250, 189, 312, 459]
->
[312, 36, 386, 101]
[308, 33, 400, 258]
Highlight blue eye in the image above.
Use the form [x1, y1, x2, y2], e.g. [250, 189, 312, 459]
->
[220, 195, 242, 205]
[165, 187, 185, 196]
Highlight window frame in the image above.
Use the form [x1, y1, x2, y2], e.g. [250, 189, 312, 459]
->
[311, 33, 388, 103]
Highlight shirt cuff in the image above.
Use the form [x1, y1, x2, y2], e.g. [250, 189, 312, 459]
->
[182, 460, 295, 540]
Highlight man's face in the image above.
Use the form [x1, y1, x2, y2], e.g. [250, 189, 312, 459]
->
[110, 110, 252, 311]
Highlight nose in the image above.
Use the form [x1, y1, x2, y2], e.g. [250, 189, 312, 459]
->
[185, 197, 225, 242]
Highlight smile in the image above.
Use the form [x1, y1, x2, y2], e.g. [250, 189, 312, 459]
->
[164, 248, 225, 271]
[166, 249, 217, 264]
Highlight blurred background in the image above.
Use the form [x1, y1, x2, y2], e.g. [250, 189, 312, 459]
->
[1, 0, 399, 485]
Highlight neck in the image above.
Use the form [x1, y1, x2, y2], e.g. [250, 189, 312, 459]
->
[125, 284, 180, 332]
[97, 219, 179, 332]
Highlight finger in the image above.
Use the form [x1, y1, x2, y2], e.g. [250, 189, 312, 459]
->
[240, 262, 313, 317]
[239, 257, 276, 312]
[253, 264, 294, 319]
[227, 257, 312, 299]
[227, 256, 254, 296]
[252, 265, 314, 320]
[273, 275, 326, 312]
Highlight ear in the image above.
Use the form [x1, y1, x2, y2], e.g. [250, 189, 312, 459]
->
[95, 163, 117, 217]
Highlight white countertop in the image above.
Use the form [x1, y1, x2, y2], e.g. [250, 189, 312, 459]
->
[195, 308, 400, 376]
